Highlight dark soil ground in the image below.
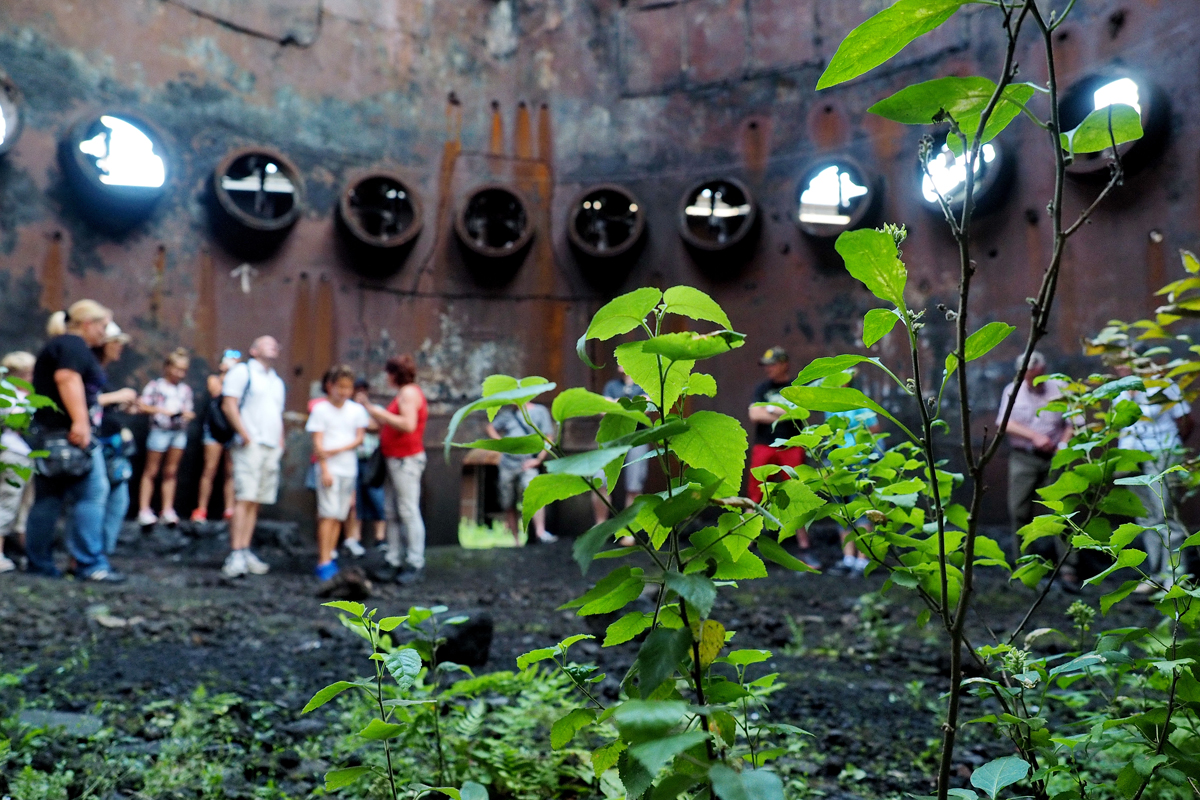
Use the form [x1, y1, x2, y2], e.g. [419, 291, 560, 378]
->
[0, 520, 1164, 799]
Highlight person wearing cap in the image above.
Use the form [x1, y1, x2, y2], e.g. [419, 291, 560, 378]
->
[998, 351, 1076, 589]
[748, 346, 819, 567]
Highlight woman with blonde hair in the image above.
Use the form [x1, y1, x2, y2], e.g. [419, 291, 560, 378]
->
[137, 348, 195, 526]
[26, 300, 124, 581]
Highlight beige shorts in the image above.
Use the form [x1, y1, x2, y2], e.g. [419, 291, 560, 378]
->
[231, 443, 282, 505]
[317, 474, 356, 521]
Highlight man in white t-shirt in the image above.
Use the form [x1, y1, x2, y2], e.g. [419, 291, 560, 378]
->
[305, 365, 368, 582]
[1116, 375, 1193, 591]
[220, 335, 287, 579]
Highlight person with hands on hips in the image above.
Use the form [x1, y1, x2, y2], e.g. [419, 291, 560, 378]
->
[219, 335, 286, 579]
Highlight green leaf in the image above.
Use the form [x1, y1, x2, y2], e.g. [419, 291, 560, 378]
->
[868, 77, 1036, 154]
[966, 322, 1015, 361]
[1099, 488, 1147, 517]
[793, 354, 885, 387]
[629, 730, 709, 775]
[1061, 103, 1144, 155]
[585, 287, 663, 341]
[685, 372, 718, 397]
[323, 600, 366, 617]
[670, 411, 748, 496]
[863, 308, 902, 347]
[573, 495, 661, 574]
[605, 611, 652, 646]
[662, 286, 731, 328]
[710, 764, 786, 800]
[1081, 548, 1147, 586]
[454, 434, 545, 454]
[633, 629, 694, 698]
[616, 340, 694, 416]
[444, 382, 556, 459]
[523, 473, 592, 532]
[781, 385, 915, 441]
[757, 536, 818, 573]
[592, 740, 626, 778]
[579, 571, 645, 616]
[552, 387, 650, 424]
[384, 648, 422, 691]
[545, 446, 631, 477]
[664, 572, 717, 618]
[358, 718, 406, 740]
[324, 766, 374, 791]
[835, 228, 908, 308]
[516, 647, 558, 671]
[303, 681, 359, 713]
[969, 756, 1030, 799]
[613, 699, 689, 742]
[641, 330, 746, 361]
[551, 707, 597, 749]
[816, 0, 964, 90]
[460, 782, 489, 800]
[719, 649, 771, 666]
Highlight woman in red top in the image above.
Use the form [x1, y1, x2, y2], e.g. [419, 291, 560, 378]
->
[364, 354, 427, 584]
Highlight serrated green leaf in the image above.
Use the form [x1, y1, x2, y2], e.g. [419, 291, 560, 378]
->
[523, 473, 592, 533]
[664, 572, 717, 618]
[454, 434, 545, 454]
[615, 340, 694, 416]
[816, 0, 964, 90]
[629, 730, 709, 774]
[516, 647, 558, 671]
[585, 287, 663, 341]
[444, 382, 556, 459]
[358, 718, 406, 740]
[323, 600, 366, 617]
[605, 611, 651, 646]
[303, 681, 359, 714]
[709, 764, 786, 800]
[573, 495, 661, 574]
[592, 740, 626, 778]
[662, 286, 731, 328]
[552, 387, 650, 424]
[793, 354, 886, 387]
[545, 446, 631, 478]
[384, 648, 422, 691]
[757, 535, 819, 573]
[781, 385, 915, 442]
[551, 707, 597, 749]
[641, 330, 745, 361]
[633, 629, 694, 698]
[969, 756, 1029, 799]
[670, 411, 748, 497]
[835, 228, 908, 308]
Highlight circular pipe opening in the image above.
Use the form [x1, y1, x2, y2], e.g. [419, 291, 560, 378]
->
[61, 110, 170, 229]
[567, 184, 646, 260]
[454, 185, 535, 259]
[677, 177, 757, 252]
[0, 70, 24, 157]
[212, 147, 303, 233]
[916, 133, 1014, 217]
[338, 171, 423, 250]
[795, 158, 877, 238]
[1058, 70, 1169, 180]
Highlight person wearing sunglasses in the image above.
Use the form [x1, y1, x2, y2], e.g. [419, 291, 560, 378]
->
[192, 350, 241, 523]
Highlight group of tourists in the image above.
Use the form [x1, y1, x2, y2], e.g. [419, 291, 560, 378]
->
[0, 299, 430, 586]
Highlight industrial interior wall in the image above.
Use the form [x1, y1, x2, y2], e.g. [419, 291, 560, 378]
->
[0, 0, 1196, 541]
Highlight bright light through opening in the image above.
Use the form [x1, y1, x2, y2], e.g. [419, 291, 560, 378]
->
[921, 142, 997, 204]
[685, 187, 751, 219]
[799, 165, 869, 226]
[78, 116, 166, 188]
[1093, 77, 1141, 117]
[0, 108, 6, 147]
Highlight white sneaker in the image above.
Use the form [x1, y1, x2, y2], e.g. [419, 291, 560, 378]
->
[537, 531, 558, 543]
[0, 555, 15, 574]
[160, 508, 180, 525]
[221, 550, 247, 578]
[137, 509, 158, 526]
[243, 550, 270, 575]
[343, 539, 366, 558]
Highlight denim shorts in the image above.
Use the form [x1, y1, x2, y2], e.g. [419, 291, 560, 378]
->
[202, 423, 219, 446]
[147, 428, 187, 452]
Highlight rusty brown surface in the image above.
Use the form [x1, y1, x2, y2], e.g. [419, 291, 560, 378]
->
[0, 0, 1196, 541]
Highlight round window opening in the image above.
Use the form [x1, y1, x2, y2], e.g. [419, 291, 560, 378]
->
[457, 187, 532, 255]
[679, 179, 756, 251]
[217, 151, 299, 227]
[568, 185, 645, 259]
[0, 72, 23, 157]
[796, 160, 874, 237]
[920, 141, 1001, 208]
[75, 115, 167, 191]
[1058, 72, 1168, 178]
[340, 174, 422, 248]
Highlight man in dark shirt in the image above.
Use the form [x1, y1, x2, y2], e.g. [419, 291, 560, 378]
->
[25, 301, 124, 581]
[747, 346, 817, 566]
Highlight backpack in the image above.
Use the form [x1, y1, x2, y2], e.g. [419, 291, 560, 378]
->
[206, 363, 251, 445]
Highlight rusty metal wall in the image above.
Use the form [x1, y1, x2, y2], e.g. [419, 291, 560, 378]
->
[0, 0, 1197, 540]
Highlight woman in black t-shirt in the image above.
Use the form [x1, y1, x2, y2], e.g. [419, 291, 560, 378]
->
[25, 300, 125, 582]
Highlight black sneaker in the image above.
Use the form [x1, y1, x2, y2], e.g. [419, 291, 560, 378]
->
[395, 567, 424, 586]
